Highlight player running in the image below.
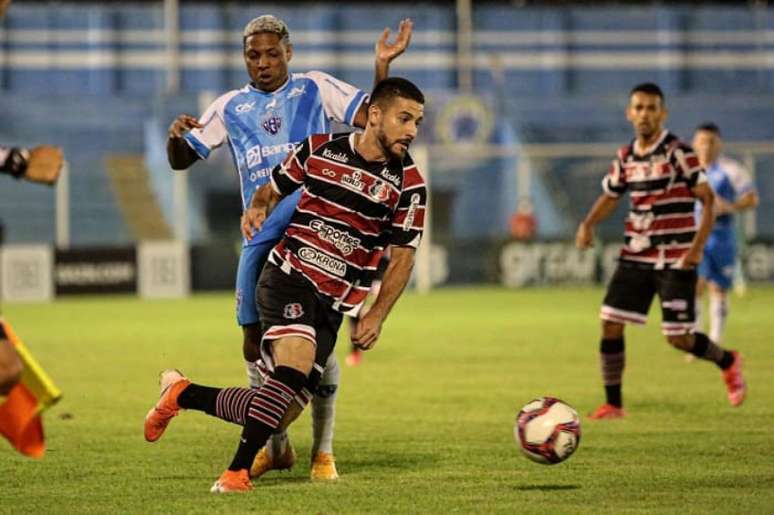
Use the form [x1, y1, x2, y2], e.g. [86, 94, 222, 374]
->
[146, 77, 427, 493]
[575, 83, 747, 420]
[166, 14, 412, 480]
[691, 123, 758, 347]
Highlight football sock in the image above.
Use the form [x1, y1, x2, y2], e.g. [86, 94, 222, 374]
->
[312, 354, 339, 455]
[246, 360, 262, 390]
[177, 384, 221, 417]
[689, 332, 734, 370]
[228, 366, 307, 471]
[709, 294, 728, 345]
[693, 296, 704, 333]
[600, 338, 625, 408]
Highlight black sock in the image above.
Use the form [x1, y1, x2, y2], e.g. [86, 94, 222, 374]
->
[228, 366, 308, 471]
[177, 384, 220, 416]
[600, 338, 625, 408]
[691, 332, 735, 370]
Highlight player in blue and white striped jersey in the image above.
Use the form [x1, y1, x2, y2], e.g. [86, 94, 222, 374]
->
[165, 14, 412, 481]
[692, 123, 758, 346]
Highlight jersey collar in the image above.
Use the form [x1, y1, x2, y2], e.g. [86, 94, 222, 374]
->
[633, 129, 668, 157]
[246, 75, 291, 96]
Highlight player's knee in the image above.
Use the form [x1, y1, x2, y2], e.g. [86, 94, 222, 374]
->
[602, 320, 624, 340]
[242, 324, 262, 362]
[273, 337, 315, 374]
[666, 334, 692, 351]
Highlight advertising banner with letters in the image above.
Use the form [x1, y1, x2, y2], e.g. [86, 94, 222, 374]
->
[54, 247, 137, 295]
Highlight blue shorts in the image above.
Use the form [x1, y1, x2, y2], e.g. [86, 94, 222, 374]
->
[699, 234, 736, 291]
[235, 189, 301, 326]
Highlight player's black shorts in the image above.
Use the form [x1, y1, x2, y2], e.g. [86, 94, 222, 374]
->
[600, 260, 696, 336]
[257, 262, 343, 401]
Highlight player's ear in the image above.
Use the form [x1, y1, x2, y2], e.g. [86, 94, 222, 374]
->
[368, 103, 382, 125]
[285, 43, 293, 62]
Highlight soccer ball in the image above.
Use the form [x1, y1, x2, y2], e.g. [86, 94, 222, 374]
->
[515, 397, 581, 465]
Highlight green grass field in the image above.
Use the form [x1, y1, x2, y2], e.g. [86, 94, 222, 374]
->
[1, 286, 773, 514]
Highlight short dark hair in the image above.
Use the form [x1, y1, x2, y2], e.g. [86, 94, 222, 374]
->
[370, 77, 424, 108]
[696, 122, 721, 136]
[630, 82, 665, 103]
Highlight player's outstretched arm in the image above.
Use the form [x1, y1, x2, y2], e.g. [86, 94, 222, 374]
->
[241, 183, 281, 240]
[166, 114, 202, 170]
[352, 246, 415, 350]
[575, 193, 620, 249]
[675, 182, 715, 269]
[24, 146, 64, 185]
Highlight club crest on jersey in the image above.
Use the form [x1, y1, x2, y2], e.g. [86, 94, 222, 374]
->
[283, 302, 304, 319]
[369, 180, 390, 202]
[262, 116, 282, 135]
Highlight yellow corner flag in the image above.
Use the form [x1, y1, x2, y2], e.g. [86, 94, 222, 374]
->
[0, 319, 62, 458]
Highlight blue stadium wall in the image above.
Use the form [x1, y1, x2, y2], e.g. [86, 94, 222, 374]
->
[1, 3, 774, 249]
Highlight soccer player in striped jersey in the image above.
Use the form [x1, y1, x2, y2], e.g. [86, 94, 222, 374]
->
[691, 123, 758, 347]
[145, 77, 426, 492]
[575, 83, 746, 420]
[165, 15, 412, 480]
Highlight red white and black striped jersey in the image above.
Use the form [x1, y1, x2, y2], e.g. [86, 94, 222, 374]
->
[268, 132, 427, 314]
[602, 130, 707, 269]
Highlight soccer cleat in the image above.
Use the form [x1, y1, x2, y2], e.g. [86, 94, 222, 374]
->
[249, 441, 296, 479]
[345, 349, 362, 367]
[722, 351, 746, 407]
[310, 451, 339, 481]
[210, 469, 253, 493]
[588, 403, 626, 420]
[144, 369, 190, 442]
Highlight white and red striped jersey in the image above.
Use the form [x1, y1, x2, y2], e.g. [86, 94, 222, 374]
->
[602, 130, 707, 269]
[268, 132, 427, 314]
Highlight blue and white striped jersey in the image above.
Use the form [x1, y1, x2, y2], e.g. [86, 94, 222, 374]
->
[696, 156, 755, 236]
[183, 71, 367, 245]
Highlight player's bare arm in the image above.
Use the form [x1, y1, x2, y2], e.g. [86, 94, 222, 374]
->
[675, 182, 715, 269]
[24, 146, 64, 185]
[575, 194, 620, 249]
[352, 245, 415, 350]
[715, 189, 758, 215]
[352, 19, 414, 129]
[166, 114, 203, 170]
[241, 182, 282, 239]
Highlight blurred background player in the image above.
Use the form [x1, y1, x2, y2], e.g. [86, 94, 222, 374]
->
[145, 77, 427, 493]
[346, 250, 391, 366]
[166, 14, 412, 480]
[691, 123, 759, 349]
[575, 83, 746, 420]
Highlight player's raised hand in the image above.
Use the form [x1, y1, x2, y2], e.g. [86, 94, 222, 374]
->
[575, 222, 594, 249]
[168, 114, 202, 139]
[351, 310, 384, 350]
[24, 145, 64, 186]
[241, 207, 267, 240]
[375, 18, 413, 64]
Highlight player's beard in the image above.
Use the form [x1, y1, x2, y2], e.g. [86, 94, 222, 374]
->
[377, 129, 409, 161]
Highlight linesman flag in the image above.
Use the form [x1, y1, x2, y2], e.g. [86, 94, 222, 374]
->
[0, 319, 61, 458]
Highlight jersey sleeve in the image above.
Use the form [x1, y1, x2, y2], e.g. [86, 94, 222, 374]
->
[304, 71, 368, 127]
[389, 166, 427, 249]
[601, 154, 627, 197]
[182, 91, 236, 159]
[270, 134, 333, 196]
[725, 158, 756, 196]
[673, 144, 707, 189]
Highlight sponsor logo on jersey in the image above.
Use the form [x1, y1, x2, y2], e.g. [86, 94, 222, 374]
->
[261, 142, 295, 158]
[248, 167, 272, 182]
[283, 302, 304, 319]
[246, 144, 263, 168]
[262, 116, 282, 135]
[380, 168, 401, 187]
[321, 168, 336, 178]
[288, 86, 306, 99]
[265, 98, 278, 110]
[310, 219, 361, 256]
[298, 247, 347, 277]
[235, 101, 256, 114]
[341, 170, 365, 192]
[369, 180, 390, 202]
[322, 148, 349, 163]
[403, 193, 421, 230]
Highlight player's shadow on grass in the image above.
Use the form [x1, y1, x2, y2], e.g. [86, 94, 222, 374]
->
[514, 484, 580, 491]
